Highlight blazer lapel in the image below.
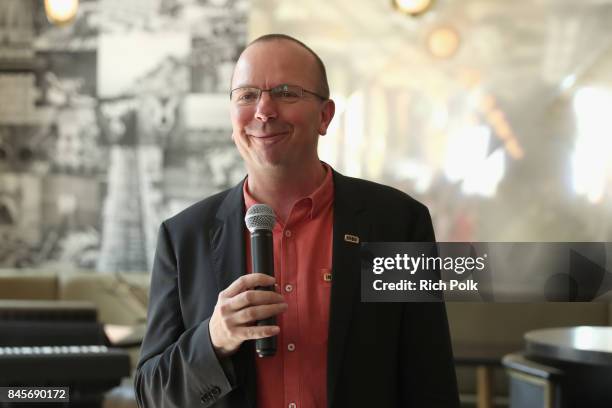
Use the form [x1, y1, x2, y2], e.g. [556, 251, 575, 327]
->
[210, 179, 256, 408]
[211, 180, 247, 292]
[327, 171, 370, 408]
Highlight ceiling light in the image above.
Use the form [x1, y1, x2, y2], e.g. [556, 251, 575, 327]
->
[44, 0, 79, 26]
[427, 26, 460, 59]
[393, 0, 434, 17]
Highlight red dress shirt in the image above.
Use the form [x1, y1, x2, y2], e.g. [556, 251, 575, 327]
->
[243, 164, 334, 408]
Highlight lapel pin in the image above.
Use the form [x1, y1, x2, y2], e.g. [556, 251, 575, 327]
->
[344, 234, 359, 244]
[323, 273, 332, 282]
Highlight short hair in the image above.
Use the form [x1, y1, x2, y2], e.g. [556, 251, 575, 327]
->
[243, 34, 330, 99]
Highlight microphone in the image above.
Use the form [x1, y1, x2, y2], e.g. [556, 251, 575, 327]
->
[244, 204, 277, 357]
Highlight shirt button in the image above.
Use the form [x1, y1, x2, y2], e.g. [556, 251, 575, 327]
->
[287, 343, 296, 352]
[285, 284, 293, 292]
[288, 403, 297, 408]
[284, 230, 292, 237]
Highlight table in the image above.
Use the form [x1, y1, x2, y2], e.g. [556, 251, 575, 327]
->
[519, 326, 612, 408]
[525, 326, 612, 366]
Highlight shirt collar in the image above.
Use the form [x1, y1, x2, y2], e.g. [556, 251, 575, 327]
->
[242, 162, 334, 221]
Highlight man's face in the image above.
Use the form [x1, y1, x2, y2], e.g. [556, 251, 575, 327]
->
[230, 40, 334, 172]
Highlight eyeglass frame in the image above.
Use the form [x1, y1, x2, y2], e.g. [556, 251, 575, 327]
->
[229, 83, 328, 105]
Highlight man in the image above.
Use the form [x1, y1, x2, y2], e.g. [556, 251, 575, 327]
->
[135, 34, 459, 408]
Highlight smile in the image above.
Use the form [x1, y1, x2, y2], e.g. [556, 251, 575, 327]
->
[249, 132, 288, 144]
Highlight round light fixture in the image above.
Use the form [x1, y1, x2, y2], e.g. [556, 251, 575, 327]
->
[427, 26, 460, 59]
[393, 0, 434, 17]
[44, 0, 79, 26]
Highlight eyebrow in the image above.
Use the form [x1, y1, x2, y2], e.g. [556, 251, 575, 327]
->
[230, 83, 311, 91]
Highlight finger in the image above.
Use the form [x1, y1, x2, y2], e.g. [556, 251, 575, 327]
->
[231, 289, 286, 311]
[230, 303, 288, 325]
[221, 273, 275, 298]
[237, 325, 280, 341]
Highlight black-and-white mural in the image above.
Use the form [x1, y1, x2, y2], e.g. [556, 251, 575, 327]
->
[0, 0, 247, 272]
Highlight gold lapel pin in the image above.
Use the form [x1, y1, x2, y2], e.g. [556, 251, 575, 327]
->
[344, 234, 359, 244]
[323, 273, 332, 282]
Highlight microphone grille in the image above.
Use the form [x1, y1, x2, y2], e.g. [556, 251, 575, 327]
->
[245, 204, 276, 232]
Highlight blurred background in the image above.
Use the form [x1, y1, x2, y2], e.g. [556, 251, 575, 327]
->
[1, 0, 612, 273]
[2, 1, 612, 407]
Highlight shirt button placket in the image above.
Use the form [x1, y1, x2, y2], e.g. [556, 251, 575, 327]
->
[282, 226, 297, 408]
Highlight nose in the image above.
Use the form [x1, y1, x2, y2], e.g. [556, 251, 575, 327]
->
[255, 91, 278, 122]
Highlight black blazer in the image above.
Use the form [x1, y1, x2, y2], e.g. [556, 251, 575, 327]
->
[135, 170, 459, 408]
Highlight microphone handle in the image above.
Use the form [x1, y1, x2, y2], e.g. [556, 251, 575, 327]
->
[251, 229, 277, 357]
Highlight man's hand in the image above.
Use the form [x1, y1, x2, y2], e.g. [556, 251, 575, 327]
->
[209, 273, 287, 358]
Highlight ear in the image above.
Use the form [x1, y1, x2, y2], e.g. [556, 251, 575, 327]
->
[318, 99, 335, 135]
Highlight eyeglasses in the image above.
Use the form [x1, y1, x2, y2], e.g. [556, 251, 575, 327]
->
[230, 84, 327, 106]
